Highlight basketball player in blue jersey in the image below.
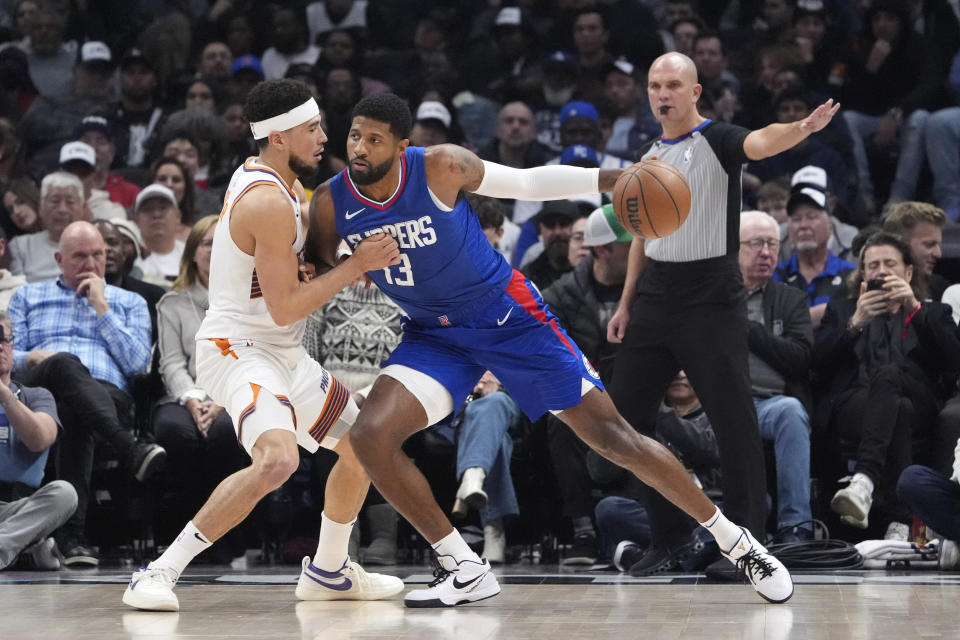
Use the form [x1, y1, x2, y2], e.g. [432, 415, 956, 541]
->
[308, 93, 794, 607]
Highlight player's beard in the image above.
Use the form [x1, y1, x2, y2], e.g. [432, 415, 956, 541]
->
[288, 153, 317, 180]
[348, 156, 394, 185]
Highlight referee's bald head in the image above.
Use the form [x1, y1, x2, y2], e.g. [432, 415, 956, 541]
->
[648, 52, 698, 84]
[647, 52, 701, 131]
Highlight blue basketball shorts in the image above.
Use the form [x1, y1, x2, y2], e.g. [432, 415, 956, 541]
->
[382, 270, 603, 422]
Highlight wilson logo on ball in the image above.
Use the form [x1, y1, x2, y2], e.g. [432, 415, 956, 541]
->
[612, 159, 691, 239]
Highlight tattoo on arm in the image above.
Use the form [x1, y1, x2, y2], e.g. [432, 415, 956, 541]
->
[444, 145, 484, 190]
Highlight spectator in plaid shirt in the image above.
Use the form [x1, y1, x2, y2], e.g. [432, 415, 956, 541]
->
[6, 221, 165, 567]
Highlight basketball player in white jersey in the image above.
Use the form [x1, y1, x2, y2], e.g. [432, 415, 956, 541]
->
[122, 79, 403, 612]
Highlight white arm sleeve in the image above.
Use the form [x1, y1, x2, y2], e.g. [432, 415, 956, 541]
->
[473, 160, 600, 200]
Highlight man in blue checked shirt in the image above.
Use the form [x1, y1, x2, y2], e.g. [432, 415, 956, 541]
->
[6, 221, 165, 568]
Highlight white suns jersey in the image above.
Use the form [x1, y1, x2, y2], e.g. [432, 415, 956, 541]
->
[197, 158, 306, 349]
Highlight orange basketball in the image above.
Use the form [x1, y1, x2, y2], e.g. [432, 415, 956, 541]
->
[612, 159, 692, 238]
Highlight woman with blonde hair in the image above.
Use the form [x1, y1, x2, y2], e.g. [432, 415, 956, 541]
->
[152, 215, 248, 555]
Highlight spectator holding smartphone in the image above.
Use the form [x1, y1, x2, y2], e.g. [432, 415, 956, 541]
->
[814, 232, 960, 540]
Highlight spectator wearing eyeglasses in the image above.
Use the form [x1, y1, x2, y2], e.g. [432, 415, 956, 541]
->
[774, 166, 855, 328]
[739, 210, 815, 543]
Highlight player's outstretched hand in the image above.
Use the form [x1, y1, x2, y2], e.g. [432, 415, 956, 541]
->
[352, 233, 401, 272]
[799, 99, 840, 134]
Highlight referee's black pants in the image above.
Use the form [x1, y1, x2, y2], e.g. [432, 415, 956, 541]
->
[608, 256, 767, 544]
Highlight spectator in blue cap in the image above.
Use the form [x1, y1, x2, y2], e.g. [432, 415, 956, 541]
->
[561, 143, 599, 167]
[229, 54, 264, 102]
[556, 100, 631, 171]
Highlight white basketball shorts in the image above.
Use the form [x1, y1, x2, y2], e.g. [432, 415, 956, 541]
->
[196, 338, 356, 455]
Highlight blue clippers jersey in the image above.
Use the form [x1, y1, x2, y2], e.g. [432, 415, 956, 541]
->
[331, 147, 513, 323]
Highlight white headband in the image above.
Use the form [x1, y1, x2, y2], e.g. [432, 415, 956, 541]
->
[249, 98, 320, 140]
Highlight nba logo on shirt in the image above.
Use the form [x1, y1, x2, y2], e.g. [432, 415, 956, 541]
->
[683, 145, 694, 164]
[438, 315, 451, 327]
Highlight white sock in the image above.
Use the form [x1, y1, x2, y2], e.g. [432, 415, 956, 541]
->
[433, 529, 481, 570]
[150, 521, 212, 581]
[312, 511, 355, 572]
[699, 508, 743, 552]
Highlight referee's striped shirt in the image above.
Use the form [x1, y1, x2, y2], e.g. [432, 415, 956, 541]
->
[640, 119, 749, 263]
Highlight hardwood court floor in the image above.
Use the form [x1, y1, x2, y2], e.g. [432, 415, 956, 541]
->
[2, 565, 959, 639]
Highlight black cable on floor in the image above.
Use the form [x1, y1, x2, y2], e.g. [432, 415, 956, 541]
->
[764, 520, 864, 570]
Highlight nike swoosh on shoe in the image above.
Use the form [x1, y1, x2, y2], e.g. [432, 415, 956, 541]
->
[304, 562, 354, 591]
[452, 573, 485, 590]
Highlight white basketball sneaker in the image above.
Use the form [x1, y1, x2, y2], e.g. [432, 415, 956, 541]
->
[122, 566, 179, 611]
[404, 556, 500, 608]
[295, 557, 404, 600]
[720, 527, 794, 604]
[831, 473, 873, 529]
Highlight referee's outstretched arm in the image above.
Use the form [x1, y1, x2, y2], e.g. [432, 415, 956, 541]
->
[742, 99, 841, 161]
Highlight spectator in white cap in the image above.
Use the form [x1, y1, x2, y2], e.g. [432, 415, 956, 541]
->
[8, 171, 86, 283]
[773, 165, 856, 327]
[16, 36, 115, 177]
[75, 116, 141, 209]
[410, 100, 452, 147]
[109, 217, 146, 279]
[73, 41, 114, 95]
[132, 184, 184, 289]
[774, 163, 858, 264]
[58, 140, 125, 221]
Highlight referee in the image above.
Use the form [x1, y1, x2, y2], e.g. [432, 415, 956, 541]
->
[607, 52, 839, 574]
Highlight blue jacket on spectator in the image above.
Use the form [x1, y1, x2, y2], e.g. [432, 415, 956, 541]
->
[773, 252, 855, 308]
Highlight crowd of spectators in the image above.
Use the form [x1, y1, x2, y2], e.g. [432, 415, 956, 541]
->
[0, 0, 959, 573]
